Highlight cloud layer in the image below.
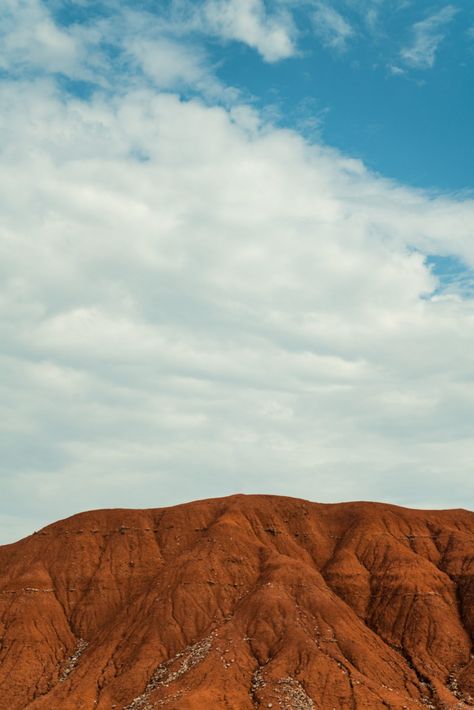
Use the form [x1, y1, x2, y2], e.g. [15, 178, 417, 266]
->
[1, 0, 474, 543]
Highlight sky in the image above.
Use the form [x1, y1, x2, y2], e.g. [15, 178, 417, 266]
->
[1, 0, 474, 544]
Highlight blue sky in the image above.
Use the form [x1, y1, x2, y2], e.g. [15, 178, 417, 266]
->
[1, 0, 474, 543]
[216, 1, 474, 191]
[33, 0, 474, 192]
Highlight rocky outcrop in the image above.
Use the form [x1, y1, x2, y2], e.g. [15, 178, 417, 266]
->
[0, 494, 473, 709]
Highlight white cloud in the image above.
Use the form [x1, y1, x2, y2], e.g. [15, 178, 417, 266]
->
[200, 0, 296, 62]
[312, 3, 354, 51]
[0, 0, 80, 75]
[0, 0, 108, 81]
[127, 37, 207, 89]
[124, 36, 231, 100]
[0, 0, 281, 98]
[388, 64, 405, 76]
[401, 5, 458, 69]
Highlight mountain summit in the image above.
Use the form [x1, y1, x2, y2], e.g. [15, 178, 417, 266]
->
[0, 495, 473, 709]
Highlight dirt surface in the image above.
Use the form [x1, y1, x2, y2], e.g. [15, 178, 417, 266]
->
[0, 494, 473, 709]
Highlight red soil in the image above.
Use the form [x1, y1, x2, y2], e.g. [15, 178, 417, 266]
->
[0, 494, 473, 709]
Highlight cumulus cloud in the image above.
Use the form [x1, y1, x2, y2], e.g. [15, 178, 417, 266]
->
[401, 5, 458, 69]
[312, 3, 354, 51]
[1, 1, 474, 543]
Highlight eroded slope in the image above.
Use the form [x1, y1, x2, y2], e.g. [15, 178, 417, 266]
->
[0, 495, 473, 709]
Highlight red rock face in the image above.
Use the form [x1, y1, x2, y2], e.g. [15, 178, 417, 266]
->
[0, 494, 473, 710]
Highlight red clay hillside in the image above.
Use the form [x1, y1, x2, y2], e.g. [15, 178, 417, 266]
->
[0, 494, 473, 709]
